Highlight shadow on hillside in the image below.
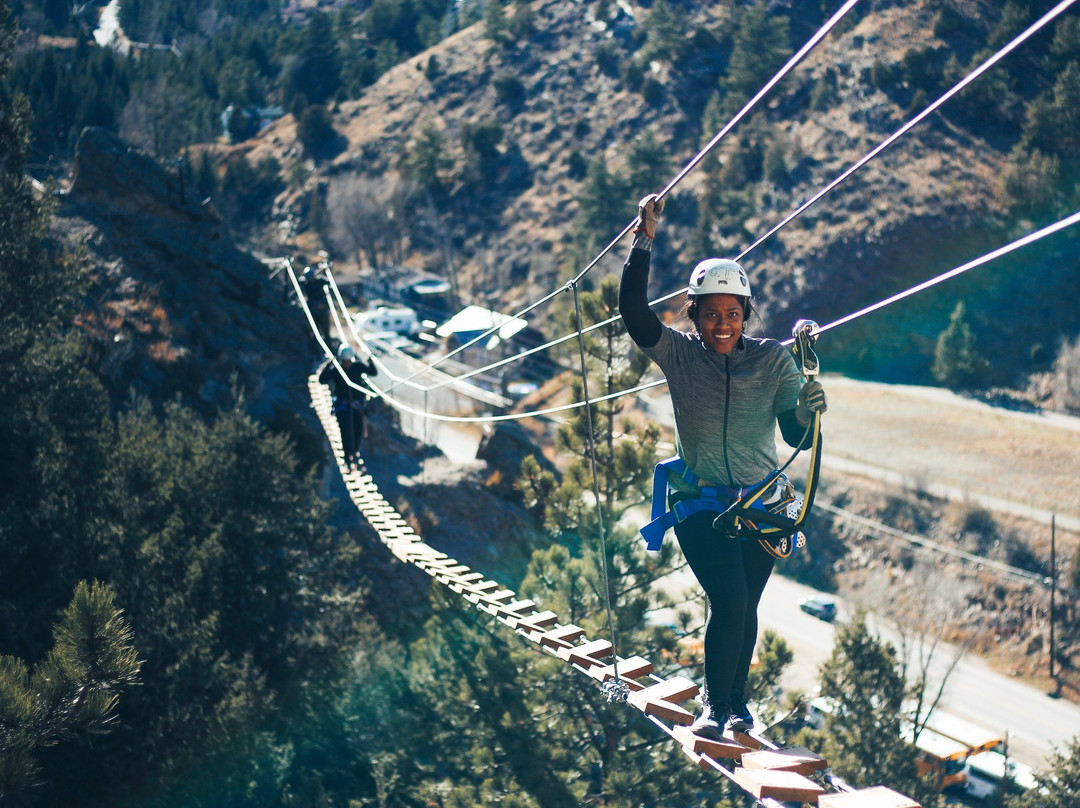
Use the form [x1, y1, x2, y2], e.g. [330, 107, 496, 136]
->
[967, 389, 1042, 413]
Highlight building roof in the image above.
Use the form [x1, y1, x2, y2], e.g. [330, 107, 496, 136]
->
[436, 305, 527, 349]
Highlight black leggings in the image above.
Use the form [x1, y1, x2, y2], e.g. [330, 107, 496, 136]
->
[336, 408, 365, 461]
[674, 508, 775, 706]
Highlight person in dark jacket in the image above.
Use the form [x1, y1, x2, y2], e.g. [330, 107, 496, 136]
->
[319, 343, 378, 469]
[300, 265, 332, 352]
[618, 194, 827, 740]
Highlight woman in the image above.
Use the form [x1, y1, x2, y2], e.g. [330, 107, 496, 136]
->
[618, 195, 827, 739]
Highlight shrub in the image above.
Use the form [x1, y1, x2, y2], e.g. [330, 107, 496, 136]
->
[1052, 333, 1080, 414]
[493, 72, 526, 109]
[297, 104, 337, 154]
[932, 302, 981, 389]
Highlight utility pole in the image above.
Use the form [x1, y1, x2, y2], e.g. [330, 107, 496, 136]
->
[998, 731, 1011, 808]
[1050, 514, 1056, 681]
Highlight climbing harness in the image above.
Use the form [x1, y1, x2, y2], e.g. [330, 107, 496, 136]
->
[639, 321, 824, 560]
[638, 456, 797, 548]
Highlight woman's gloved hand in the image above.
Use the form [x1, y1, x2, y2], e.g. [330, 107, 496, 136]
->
[635, 194, 665, 239]
[796, 380, 828, 423]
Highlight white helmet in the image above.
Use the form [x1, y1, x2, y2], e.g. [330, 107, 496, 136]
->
[687, 258, 751, 298]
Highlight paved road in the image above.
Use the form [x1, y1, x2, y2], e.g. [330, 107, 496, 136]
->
[654, 565, 1080, 770]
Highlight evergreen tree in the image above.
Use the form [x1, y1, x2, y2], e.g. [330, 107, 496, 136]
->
[1007, 735, 1080, 807]
[0, 581, 141, 805]
[818, 613, 944, 808]
[932, 301, 981, 389]
[483, 0, 508, 45]
[0, 0, 117, 667]
[572, 157, 634, 257]
[460, 118, 503, 186]
[1021, 61, 1080, 173]
[518, 275, 658, 532]
[281, 11, 342, 108]
[639, 0, 687, 65]
[401, 118, 453, 192]
[296, 103, 337, 156]
[624, 131, 669, 198]
[719, 1, 791, 117]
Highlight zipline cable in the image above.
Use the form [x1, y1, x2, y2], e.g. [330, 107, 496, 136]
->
[564, 0, 866, 290]
[378, 0, 865, 398]
[310, 208, 1080, 424]
[287, 261, 380, 397]
[812, 208, 1080, 338]
[816, 500, 1051, 586]
[320, 263, 511, 407]
[570, 281, 626, 700]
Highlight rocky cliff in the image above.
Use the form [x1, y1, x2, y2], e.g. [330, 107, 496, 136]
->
[54, 126, 309, 416]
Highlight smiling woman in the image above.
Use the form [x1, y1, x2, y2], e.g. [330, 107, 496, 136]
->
[619, 193, 830, 741]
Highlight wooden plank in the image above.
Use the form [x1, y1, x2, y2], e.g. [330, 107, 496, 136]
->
[818, 786, 921, 808]
[729, 727, 765, 750]
[456, 577, 499, 591]
[466, 588, 516, 606]
[539, 624, 585, 649]
[431, 565, 472, 577]
[626, 677, 699, 725]
[587, 655, 653, 683]
[672, 725, 750, 761]
[400, 545, 446, 560]
[495, 599, 537, 618]
[556, 639, 613, 668]
[627, 676, 699, 706]
[635, 697, 695, 726]
[730, 768, 824, 803]
[740, 746, 828, 775]
[507, 610, 558, 631]
[679, 743, 712, 770]
[389, 543, 424, 563]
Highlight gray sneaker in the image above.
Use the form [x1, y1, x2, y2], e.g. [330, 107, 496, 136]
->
[689, 701, 726, 741]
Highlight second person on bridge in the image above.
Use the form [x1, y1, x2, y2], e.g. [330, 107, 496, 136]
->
[319, 343, 378, 470]
[618, 194, 828, 741]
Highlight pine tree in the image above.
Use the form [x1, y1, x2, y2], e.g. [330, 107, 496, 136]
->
[818, 613, 945, 808]
[517, 275, 658, 532]
[932, 301, 981, 388]
[640, 0, 687, 65]
[1008, 735, 1080, 807]
[719, 1, 791, 117]
[401, 119, 453, 192]
[0, 581, 141, 805]
[572, 157, 634, 257]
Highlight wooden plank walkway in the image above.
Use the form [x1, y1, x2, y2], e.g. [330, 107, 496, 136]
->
[309, 374, 919, 808]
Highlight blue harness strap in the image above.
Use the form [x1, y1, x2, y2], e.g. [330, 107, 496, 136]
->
[639, 457, 772, 551]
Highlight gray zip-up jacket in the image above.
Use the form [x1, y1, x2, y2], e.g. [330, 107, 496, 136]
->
[619, 244, 811, 492]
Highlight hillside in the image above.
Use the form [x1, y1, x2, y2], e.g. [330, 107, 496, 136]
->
[211, 0, 1079, 392]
